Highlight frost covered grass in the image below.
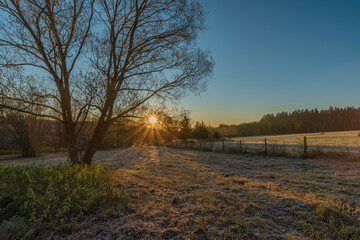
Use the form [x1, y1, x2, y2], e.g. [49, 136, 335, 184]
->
[1, 146, 359, 239]
[233, 130, 360, 147]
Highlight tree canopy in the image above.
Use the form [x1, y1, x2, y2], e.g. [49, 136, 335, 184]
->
[0, 0, 214, 164]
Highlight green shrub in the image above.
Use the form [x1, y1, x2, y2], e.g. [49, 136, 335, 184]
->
[0, 165, 128, 226]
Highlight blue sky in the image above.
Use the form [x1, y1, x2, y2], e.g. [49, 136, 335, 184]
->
[180, 0, 360, 125]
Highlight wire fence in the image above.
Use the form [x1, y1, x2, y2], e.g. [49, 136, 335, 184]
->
[169, 135, 360, 158]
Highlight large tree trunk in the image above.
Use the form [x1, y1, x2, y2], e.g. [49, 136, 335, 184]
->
[21, 119, 38, 158]
[55, 121, 64, 152]
[82, 122, 111, 165]
[64, 121, 80, 164]
[68, 136, 80, 164]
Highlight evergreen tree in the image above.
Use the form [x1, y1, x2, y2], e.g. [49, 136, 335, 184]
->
[178, 115, 193, 141]
[193, 121, 210, 139]
[213, 130, 221, 139]
[234, 106, 360, 136]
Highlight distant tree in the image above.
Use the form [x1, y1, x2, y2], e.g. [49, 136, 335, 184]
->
[234, 106, 360, 137]
[217, 124, 238, 137]
[193, 121, 210, 140]
[160, 114, 178, 145]
[213, 130, 221, 139]
[178, 114, 193, 141]
[5, 113, 39, 157]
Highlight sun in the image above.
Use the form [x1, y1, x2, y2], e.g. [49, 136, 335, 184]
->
[149, 116, 157, 124]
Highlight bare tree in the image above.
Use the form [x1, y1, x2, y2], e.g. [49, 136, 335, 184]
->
[0, 0, 95, 164]
[0, 0, 214, 164]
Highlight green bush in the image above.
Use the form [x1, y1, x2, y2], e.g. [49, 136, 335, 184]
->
[0, 165, 128, 225]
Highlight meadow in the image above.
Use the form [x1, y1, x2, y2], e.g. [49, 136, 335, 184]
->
[0, 146, 359, 239]
[233, 130, 360, 147]
[231, 130, 360, 157]
[172, 130, 360, 157]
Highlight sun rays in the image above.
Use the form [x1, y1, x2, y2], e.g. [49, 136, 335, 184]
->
[125, 108, 178, 147]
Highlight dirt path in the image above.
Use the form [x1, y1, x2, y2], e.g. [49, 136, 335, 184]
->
[2, 146, 359, 239]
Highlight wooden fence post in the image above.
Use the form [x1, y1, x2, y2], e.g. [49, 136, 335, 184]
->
[303, 136, 307, 156]
[210, 141, 213, 151]
[222, 141, 225, 152]
[200, 141, 202, 150]
[239, 140, 243, 153]
[265, 138, 268, 154]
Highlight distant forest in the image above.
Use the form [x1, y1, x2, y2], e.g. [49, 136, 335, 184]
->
[218, 107, 360, 137]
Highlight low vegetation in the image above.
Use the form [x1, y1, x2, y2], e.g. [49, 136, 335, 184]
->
[0, 164, 129, 239]
[1, 146, 359, 239]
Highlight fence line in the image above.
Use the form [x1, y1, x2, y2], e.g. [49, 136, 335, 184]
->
[169, 136, 360, 158]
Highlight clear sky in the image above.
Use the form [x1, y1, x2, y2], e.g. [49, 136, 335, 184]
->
[180, 0, 360, 126]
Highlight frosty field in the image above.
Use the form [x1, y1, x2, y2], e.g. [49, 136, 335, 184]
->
[1, 146, 359, 239]
[229, 130, 360, 156]
[233, 130, 360, 147]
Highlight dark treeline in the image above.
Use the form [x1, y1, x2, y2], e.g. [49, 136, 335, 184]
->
[0, 110, 214, 156]
[0, 115, 178, 156]
[234, 107, 360, 137]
